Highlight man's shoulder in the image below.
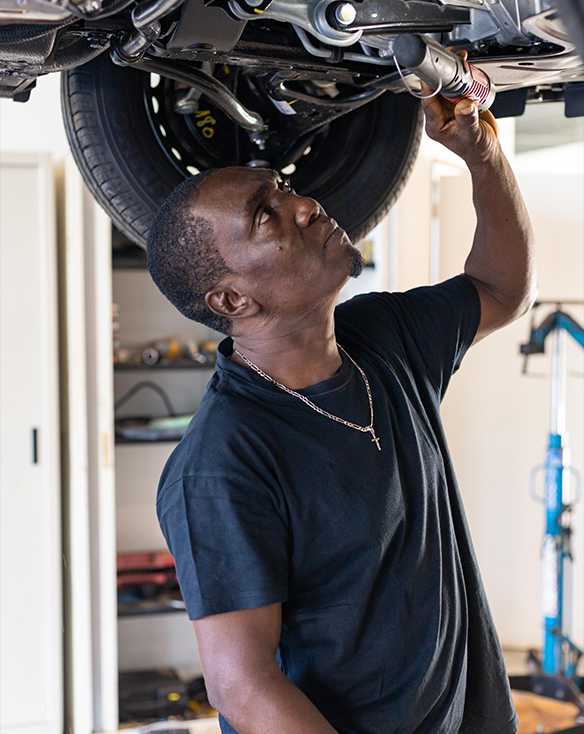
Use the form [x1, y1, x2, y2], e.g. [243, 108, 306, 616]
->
[333, 288, 415, 351]
[334, 276, 479, 338]
[158, 375, 277, 487]
[333, 277, 480, 396]
[335, 276, 478, 318]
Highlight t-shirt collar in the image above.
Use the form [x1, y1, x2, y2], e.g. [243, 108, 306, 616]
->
[216, 336, 355, 398]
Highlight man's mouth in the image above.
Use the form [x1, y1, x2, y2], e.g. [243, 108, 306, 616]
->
[323, 222, 344, 249]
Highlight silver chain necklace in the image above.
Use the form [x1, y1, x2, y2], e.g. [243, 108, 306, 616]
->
[233, 344, 381, 451]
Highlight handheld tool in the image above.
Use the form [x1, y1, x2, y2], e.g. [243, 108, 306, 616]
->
[393, 33, 496, 112]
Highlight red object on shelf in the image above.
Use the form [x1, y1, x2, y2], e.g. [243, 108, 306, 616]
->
[117, 550, 177, 589]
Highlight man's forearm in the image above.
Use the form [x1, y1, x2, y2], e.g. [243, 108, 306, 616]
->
[465, 150, 537, 317]
[211, 663, 338, 734]
[419, 79, 537, 328]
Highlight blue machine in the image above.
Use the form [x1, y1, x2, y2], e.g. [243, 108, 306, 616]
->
[509, 301, 584, 720]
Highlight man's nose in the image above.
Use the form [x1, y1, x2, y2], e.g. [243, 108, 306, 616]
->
[293, 195, 321, 228]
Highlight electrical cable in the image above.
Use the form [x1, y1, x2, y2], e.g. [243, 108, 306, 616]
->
[114, 380, 177, 416]
[393, 52, 443, 100]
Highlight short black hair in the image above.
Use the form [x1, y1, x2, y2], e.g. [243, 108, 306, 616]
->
[147, 170, 233, 335]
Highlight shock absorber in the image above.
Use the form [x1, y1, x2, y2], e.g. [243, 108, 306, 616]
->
[393, 33, 496, 113]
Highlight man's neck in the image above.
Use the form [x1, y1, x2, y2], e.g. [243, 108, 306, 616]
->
[231, 317, 342, 391]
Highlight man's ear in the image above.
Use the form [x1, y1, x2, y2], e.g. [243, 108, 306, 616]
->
[205, 284, 260, 320]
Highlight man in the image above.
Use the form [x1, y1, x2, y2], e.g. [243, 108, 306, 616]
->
[149, 81, 536, 734]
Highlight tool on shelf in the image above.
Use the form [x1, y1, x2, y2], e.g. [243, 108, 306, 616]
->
[115, 337, 220, 367]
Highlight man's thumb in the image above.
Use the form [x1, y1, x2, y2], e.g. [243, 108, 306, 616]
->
[455, 99, 478, 126]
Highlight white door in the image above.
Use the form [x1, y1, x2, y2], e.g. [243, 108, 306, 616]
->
[0, 153, 62, 734]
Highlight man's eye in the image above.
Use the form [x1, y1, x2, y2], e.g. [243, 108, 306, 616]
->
[282, 177, 294, 194]
[259, 210, 271, 225]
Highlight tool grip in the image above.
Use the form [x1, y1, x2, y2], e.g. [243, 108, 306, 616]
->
[393, 33, 496, 112]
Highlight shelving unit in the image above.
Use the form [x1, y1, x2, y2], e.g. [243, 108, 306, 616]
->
[113, 360, 215, 445]
[112, 225, 222, 725]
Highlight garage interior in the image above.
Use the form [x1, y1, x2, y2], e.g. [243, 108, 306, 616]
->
[1, 70, 583, 734]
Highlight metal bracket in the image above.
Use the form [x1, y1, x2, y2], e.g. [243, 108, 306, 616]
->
[229, 0, 363, 47]
[332, 0, 471, 33]
[230, 0, 469, 43]
[167, 0, 245, 53]
[241, 71, 385, 166]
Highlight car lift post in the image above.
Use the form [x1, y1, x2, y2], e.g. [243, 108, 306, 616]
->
[510, 301, 584, 721]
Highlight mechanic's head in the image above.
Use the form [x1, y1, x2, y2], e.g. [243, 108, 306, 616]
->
[147, 167, 364, 337]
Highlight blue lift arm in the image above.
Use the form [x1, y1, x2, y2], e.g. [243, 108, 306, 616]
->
[509, 304, 584, 721]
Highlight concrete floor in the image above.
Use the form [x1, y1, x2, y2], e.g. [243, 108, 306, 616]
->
[513, 689, 581, 734]
[504, 648, 583, 734]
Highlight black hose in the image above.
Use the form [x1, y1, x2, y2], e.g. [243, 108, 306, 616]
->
[114, 380, 177, 416]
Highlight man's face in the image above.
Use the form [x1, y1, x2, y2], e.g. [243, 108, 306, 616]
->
[194, 167, 364, 322]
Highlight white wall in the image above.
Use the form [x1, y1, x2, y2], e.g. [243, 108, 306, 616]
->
[396, 140, 584, 653]
[440, 167, 584, 652]
[0, 74, 69, 156]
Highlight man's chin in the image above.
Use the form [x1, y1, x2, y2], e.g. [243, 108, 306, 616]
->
[349, 247, 365, 279]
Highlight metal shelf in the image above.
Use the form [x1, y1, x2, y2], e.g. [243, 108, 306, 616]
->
[114, 361, 215, 371]
[115, 435, 183, 445]
[118, 595, 186, 617]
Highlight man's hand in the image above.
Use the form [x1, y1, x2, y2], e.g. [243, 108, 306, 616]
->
[419, 52, 500, 170]
[418, 54, 537, 342]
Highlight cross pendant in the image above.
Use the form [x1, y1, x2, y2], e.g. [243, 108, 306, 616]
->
[370, 427, 381, 451]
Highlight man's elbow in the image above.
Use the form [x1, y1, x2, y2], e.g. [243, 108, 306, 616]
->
[516, 256, 539, 314]
[468, 272, 538, 341]
[496, 283, 538, 330]
[204, 660, 281, 722]
[204, 671, 234, 716]
[508, 278, 538, 322]
[205, 669, 250, 720]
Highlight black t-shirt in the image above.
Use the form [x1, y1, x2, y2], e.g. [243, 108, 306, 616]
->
[156, 275, 518, 734]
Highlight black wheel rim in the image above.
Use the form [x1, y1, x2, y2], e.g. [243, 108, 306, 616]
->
[142, 65, 382, 200]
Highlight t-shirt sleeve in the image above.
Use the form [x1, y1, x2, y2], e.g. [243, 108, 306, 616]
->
[336, 274, 481, 400]
[156, 472, 289, 620]
[395, 274, 481, 395]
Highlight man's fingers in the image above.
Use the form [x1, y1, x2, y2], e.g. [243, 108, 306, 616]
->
[448, 46, 469, 61]
[415, 48, 501, 163]
[419, 80, 450, 120]
[419, 79, 438, 107]
[478, 109, 499, 138]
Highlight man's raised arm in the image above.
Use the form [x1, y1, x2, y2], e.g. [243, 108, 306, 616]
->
[420, 77, 537, 343]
